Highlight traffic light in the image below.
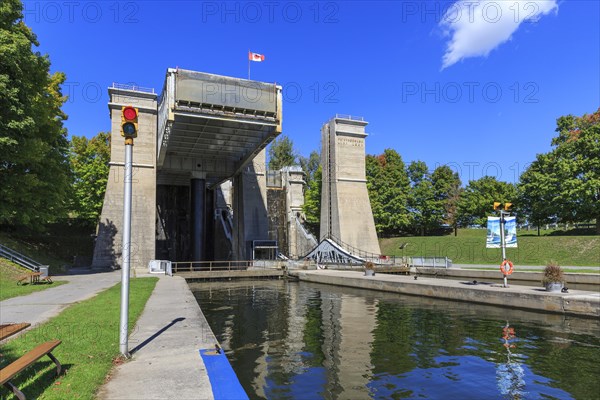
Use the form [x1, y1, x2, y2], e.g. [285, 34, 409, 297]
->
[493, 202, 501, 210]
[504, 202, 513, 211]
[121, 106, 138, 138]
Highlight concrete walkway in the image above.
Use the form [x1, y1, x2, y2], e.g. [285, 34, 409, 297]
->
[97, 274, 216, 400]
[455, 263, 600, 271]
[0, 270, 121, 326]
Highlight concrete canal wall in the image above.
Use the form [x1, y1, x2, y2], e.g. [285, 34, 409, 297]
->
[289, 270, 600, 318]
[413, 268, 600, 285]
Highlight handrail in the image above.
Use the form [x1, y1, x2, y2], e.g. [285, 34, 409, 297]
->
[171, 260, 283, 273]
[0, 243, 43, 272]
[335, 114, 364, 121]
[325, 234, 395, 264]
[111, 82, 155, 94]
[410, 256, 452, 269]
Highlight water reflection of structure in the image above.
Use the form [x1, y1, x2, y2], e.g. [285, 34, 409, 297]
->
[192, 281, 599, 400]
[496, 321, 525, 399]
[321, 293, 376, 399]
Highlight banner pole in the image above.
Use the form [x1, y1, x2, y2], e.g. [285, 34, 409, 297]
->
[500, 210, 508, 288]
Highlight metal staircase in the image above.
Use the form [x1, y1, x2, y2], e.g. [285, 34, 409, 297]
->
[0, 243, 44, 272]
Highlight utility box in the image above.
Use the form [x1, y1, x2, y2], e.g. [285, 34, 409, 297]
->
[148, 260, 172, 275]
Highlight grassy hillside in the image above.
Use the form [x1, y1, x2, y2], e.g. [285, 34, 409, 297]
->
[0, 221, 95, 272]
[380, 229, 600, 266]
[0, 259, 66, 301]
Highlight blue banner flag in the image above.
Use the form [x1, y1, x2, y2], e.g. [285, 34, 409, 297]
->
[486, 216, 517, 248]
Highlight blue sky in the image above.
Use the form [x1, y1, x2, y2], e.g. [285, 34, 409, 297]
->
[24, 0, 599, 184]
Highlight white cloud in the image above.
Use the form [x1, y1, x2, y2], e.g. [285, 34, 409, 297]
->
[440, 0, 558, 69]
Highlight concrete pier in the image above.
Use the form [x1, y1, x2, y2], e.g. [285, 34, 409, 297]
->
[289, 269, 600, 318]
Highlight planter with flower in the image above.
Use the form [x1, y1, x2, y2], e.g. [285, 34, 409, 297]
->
[542, 261, 565, 292]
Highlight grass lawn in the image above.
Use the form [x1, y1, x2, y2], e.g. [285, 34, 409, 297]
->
[380, 229, 600, 266]
[0, 259, 67, 301]
[0, 277, 158, 400]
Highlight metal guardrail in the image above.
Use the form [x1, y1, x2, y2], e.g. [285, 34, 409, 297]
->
[335, 114, 364, 121]
[111, 82, 155, 94]
[325, 234, 398, 265]
[171, 260, 282, 273]
[410, 257, 452, 269]
[0, 243, 44, 272]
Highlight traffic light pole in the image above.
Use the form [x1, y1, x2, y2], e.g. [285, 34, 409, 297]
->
[119, 137, 133, 357]
[500, 210, 508, 288]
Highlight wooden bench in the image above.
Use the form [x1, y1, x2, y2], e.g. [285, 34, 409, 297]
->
[0, 324, 31, 342]
[0, 340, 62, 400]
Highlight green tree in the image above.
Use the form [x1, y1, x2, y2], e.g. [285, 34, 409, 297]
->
[0, 0, 71, 228]
[431, 165, 462, 236]
[407, 161, 439, 235]
[300, 151, 321, 235]
[550, 109, 599, 233]
[518, 109, 600, 234]
[457, 176, 517, 227]
[268, 135, 297, 170]
[517, 153, 557, 236]
[302, 165, 322, 236]
[366, 149, 411, 235]
[69, 132, 111, 223]
[299, 150, 320, 182]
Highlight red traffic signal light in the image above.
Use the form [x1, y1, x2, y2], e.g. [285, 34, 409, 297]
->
[123, 106, 137, 121]
[121, 106, 138, 138]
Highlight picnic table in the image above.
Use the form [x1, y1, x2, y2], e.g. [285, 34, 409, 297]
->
[16, 272, 52, 285]
[0, 323, 31, 341]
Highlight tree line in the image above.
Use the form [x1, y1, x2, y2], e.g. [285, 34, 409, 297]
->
[269, 108, 600, 236]
[2, 0, 598, 236]
[1, 1, 109, 230]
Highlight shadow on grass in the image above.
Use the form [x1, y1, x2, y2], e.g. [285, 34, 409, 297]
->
[0, 359, 73, 400]
[519, 228, 599, 237]
[129, 317, 186, 355]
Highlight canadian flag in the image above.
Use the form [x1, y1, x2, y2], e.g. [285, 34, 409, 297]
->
[248, 52, 265, 62]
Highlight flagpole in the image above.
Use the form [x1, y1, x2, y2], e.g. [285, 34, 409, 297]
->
[248, 50, 250, 80]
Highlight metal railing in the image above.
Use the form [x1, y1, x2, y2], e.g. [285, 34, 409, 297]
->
[111, 82, 155, 94]
[410, 257, 452, 269]
[171, 260, 283, 273]
[325, 234, 398, 265]
[335, 114, 364, 121]
[0, 243, 44, 272]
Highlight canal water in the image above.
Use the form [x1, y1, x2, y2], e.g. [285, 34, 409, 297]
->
[190, 280, 600, 400]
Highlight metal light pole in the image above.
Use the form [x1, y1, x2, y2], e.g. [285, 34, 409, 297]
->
[119, 136, 133, 357]
[500, 209, 508, 288]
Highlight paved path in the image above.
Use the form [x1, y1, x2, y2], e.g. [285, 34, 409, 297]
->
[97, 274, 216, 400]
[0, 270, 121, 326]
[2, 270, 219, 399]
